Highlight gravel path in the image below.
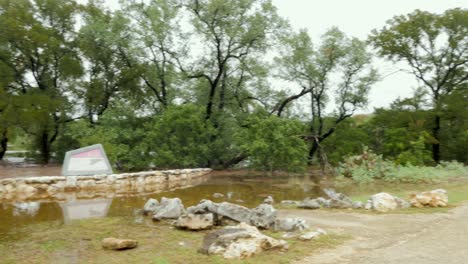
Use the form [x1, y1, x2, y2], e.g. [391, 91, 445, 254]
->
[280, 204, 468, 264]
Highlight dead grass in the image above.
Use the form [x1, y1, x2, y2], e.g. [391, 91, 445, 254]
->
[0, 216, 348, 264]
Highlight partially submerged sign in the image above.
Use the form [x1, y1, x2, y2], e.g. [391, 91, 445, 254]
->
[62, 144, 113, 176]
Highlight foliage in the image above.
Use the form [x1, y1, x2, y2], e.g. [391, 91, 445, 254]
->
[56, 105, 150, 171]
[370, 8, 468, 163]
[337, 148, 468, 183]
[237, 115, 308, 172]
[143, 104, 215, 169]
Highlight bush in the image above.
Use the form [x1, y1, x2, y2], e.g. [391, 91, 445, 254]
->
[337, 149, 468, 183]
[237, 115, 308, 172]
[143, 104, 215, 168]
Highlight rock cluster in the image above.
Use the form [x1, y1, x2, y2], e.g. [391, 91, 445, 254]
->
[186, 200, 277, 229]
[199, 223, 288, 259]
[141, 196, 331, 259]
[410, 189, 448, 208]
[296, 188, 362, 210]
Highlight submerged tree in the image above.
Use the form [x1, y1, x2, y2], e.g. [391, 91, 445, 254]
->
[370, 8, 468, 163]
[276, 28, 378, 164]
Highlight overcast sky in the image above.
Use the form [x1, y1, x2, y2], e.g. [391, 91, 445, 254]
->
[103, 0, 467, 113]
[270, 0, 467, 112]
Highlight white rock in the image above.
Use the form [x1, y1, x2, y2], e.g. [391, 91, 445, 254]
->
[152, 197, 185, 220]
[176, 213, 214, 230]
[410, 189, 448, 208]
[201, 223, 288, 259]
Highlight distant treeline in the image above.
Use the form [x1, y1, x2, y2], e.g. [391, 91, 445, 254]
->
[0, 0, 466, 171]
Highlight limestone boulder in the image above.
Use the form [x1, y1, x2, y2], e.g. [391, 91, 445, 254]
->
[249, 204, 277, 229]
[323, 189, 354, 209]
[102, 237, 138, 250]
[199, 223, 288, 259]
[176, 213, 214, 230]
[187, 200, 277, 229]
[152, 197, 185, 220]
[143, 198, 159, 215]
[365, 192, 409, 212]
[274, 218, 309, 232]
[410, 189, 448, 208]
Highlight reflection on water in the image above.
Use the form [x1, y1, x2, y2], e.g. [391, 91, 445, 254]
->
[60, 199, 112, 224]
[13, 202, 40, 216]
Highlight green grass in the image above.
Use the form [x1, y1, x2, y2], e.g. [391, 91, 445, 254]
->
[0, 217, 348, 264]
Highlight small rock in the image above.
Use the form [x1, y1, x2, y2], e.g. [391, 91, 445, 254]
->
[213, 193, 224, 198]
[299, 228, 327, 241]
[298, 198, 321, 209]
[176, 213, 214, 230]
[274, 218, 309, 232]
[280, 200, 301, 205]
[263, 196, 274, 205]
[102, 238, 138, 250]
[235, 199, 244, 203]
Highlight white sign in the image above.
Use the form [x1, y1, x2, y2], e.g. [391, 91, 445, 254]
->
[62, 144, 113, 176]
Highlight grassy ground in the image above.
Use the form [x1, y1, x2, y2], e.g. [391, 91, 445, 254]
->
[0, 217, 348, 264]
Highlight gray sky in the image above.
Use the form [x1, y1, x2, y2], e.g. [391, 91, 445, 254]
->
[271, 0, 467, 112]
[103, 0, 467, 113]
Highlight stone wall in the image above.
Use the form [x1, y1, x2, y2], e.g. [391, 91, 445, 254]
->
[0, 168, 212, 202]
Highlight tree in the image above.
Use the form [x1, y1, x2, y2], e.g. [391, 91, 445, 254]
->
[118, 0, 184, 111]
[370, 8, 468, 163]
[0, 0, 82, 163]
[276, 28, 378, 164]
[237, 115, 308, 172]
[77, 1, 139, 123]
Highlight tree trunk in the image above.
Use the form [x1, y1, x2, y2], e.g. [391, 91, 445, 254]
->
[432, 114, 441, 163]
[308, 139, 319, 164]
[39, 131, 51, 164]
[0, 129, 7, 160]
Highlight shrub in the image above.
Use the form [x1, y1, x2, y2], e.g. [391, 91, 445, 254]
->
[337, 149, 468, 183]
[237, 115, 308, 172]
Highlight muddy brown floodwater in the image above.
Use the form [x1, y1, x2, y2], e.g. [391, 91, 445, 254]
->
[0, 162, 395, 243]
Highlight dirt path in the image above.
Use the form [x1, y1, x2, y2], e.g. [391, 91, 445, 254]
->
[280, 204, 468, 264]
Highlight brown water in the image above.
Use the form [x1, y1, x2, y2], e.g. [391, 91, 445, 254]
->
[0, 164, 391, 242]
[0, 159, 61, 179]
